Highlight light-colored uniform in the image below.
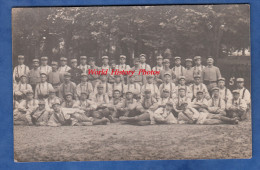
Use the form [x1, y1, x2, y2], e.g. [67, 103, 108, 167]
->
[141, 83, 160, 100]
[39, 65, 52, 75]
[151, 107, 178, 124]
[13, 64, 30, 84]
[159, 82, 176, 98]
[207, 97, 226, 115]
[35, 82, 54, 99]
[76, 82, 93, 97]
[172, 65, 186, 80]
[237, 87, 251, 105]
[190, 83, 210, 100]
[31, 107, 50, 126]
[226, 98, 247, 120]
[175, 85, 193, 99]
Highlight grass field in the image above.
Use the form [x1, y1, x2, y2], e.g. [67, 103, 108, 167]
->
[14, 120, 252, 162]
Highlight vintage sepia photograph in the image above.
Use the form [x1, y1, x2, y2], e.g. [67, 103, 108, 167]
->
[12, 5, 251, 162]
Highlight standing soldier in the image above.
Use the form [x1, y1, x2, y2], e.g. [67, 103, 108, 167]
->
[48, 61, 62, 93]
[77, 56, 89, 73]
[76, 73, 93, 98]
[159, 72, 176, 98]
[100, 56, 110, 71]
[141, 75, 160, 100]
[190, 75, 210, 101]
[28, 59, 41, 91]
[93, 74, 113, 98]
[184, 58, 194, 86]
[68, 58, 83, 85]
[152, 55, 164, 85]
[236, 78, 251, 108]
[13, 74, 33, 101]
[39, 56, 52, 74]
[35, 72, 54, 99]
[160, 58, 175, 83]
[130, 58, 144, 85]
[87, 57, 100, 87]
[172, 56, 186, 81]
[139, 54, 151, 71]
[217, 77, 232, 107]
[108, 60, 117, 84]
[193, 56, 205, 79]
[58, 72, 78, 101]
[58, 57, 71, 82]
[117, 55, 130, 84]
[202, 57, 221, 90]
[13, 55, 30, 84]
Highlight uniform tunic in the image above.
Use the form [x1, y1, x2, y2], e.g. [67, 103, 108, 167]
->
[14, 83, 33, 99]
[141, 83, 160, 100]
[175, 85, 193, 99]
[184, 67, 194, 84]
[58, 81, 77, 100]
[93, 82, 113, 98]
[172, 65, 186, 80]
[190, 83, 210, 100]
[48, 71, 62, 90]
[78, 64, 90, 73]
[76, 82, 93, 97]
[13, 64, 30, 83]
[35, 82, 54, 99]
[159, 82, 176, 98]
[193, 65, 205, 78]
[237, 87, 251, 105]
[202, 66, 221, 85]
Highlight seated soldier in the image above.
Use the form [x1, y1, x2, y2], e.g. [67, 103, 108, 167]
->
[14, 74, 32, 102]
[76, 73, 93, 98]
[124, 75, 141, 100]
[14, 89, 38, 125]
[226, 90, 247, 121]
[160, 59, 175, 84]
[191, 91, 209, 113]
[236, 78, 251, 109]
[35, 72, 54, 99]
[178, 102, 238, 125]
[175, 76, 192, 99]
[190, 75, 210, 100]
[119, 89, 158, 126]
[208, 87, 226, 115]
[90, 84, 111, 125]
[173, 87, 192, 118]
[61, 92, 77, 108]
[106, 89, 124, 121]
[68, 92, 96, 126]
[47, 99, 72, 126]
[45, 89, 61, 111]
[217, 77, 232, 107]
[112, 75, 125, 96]
[159, 72, 176, 98]
[31, 100, 50, 126]
[141, 75, 160, 100]
[184, 58, 194, 86]
[150, 101, 178, 125]
[58, 72, 78, 101]
[93, 74, 112, 99]
[157, 88, 174, 108]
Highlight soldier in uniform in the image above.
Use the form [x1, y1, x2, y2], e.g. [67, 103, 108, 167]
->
[130, 58, 145, 85]
[68, 58, 83, 85]
[191, 91, 209, 113]
[100, 56, 110, 71]
[157, 88, 174, 108]
[226, 89, 248, 121]
[117, 55, 130, 84]
[61, 92, 77, 108]
[93, 74, 113, 98]
[160, 59, 175, 83]
[28, 59, 41, 91]
[77, 55, 89, 73]
[58, 57, 71, 82]
[39, 56, 52, 74]
[13, 55, 30, 84]
[87, 57, 100, 87]
[175, 76, 193, 99]
[184, 58, 194, 86]
[236, 78, 251, 108]
[152, 55, 164, 85]
[35, 72, 54, 99]
[207, 87, 226, 115]
[202, 57, 222, 90]
[190, 75, 210, 100]
[159, 72, 176, 98]
[31, 100, 50, 126]
[217, 77, 232, 108]
[58, 72, 78, 101]
[108, 60, 117, 84]
[141, 75, 160, 100]
[48, 61, 62, 92]
[107, 89, 124, 121]
[112, 74, 125, 96]
[172, 56, 186, 81]
[173, 87, 192, 115]
[14, 74, 32, 101]
[76, 73, 93, 98]
[45, 89, 61, 111]
[14, 89, 39, 125]
[124, 75, 141, 100]
[193, 56, 205, 79]
[139, 54, 151, 71]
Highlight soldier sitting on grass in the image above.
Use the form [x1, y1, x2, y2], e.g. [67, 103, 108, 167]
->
[31, 100, 50, 126]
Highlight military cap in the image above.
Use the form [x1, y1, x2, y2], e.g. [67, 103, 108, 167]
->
[232, 89, 240, 94]
[38, 100, 46, 105]
[64, 72, 71, 77]
[40, 71, 47, 76]
[144, 89, 151, 94]
[20, 74, 27, 78]
[88, 57, 95, 61]
[237, 78, 244, 82]
[174, 56, 181, 60]
[65, 92, 73, 97]
[162, 88, 170, 93]
[80, 56, 87, 59]
[52, 99, 60, 106]
[178, 87, 186, 91]
[157, 55, 163, 60]
[163, 72, 171, 77]
[163, 59, 170, 63]
[218, 77, 225, 82]
[196, 90, 204, 94]
[18, 55, 25, 59]
[126, 89, 134, 94]
[81, 73, 88, 77]
[179, 76, 186, 80]
[207, 57, 214, 62]
[26, 89, 33, 94]
[102, 56, 109, 59]
[97, 84, 104, 89]
[71, 58, 77, 63]
[139, 54, 146, 58]
[32, 59, 39, 62]
[194, 56, 201, 60]
[194, 75, 201, 78]
[60, 57, 67, 61]
[51, 61, 58, 65]
[120, 55, 126, 59]
[41, 56, 48, 60]
[185, 58, 193, 62]
[211, 87, 219, 92]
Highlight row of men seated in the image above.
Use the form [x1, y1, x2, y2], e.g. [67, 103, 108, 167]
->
[13, 54, 223, 91]
[14, 81, 249, 126]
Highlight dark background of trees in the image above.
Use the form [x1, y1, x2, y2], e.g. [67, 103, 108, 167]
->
[12, 5, 250, 67]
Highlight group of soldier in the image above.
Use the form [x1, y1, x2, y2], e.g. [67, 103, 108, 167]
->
[13, 53, 251, 126]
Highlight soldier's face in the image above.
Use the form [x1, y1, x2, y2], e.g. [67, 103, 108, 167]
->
[126, 92, 133, 99]
[120, 58, 126, 64]
[100, 75, 107, 82]
[140, 57, 146, 63]
[18, 58, 24, 64]
[129, 76, 135, 83]
[195, 59, 201, 65]
[163, 92, 170, 98]
[207, 60, 213, 65]
[97, 88, 103, 94]
[52, 64, 58, 70]
[147, 77, 153, 84]
[194, 78, 200, 84]
[144, 93, 151, 99]
[81, 59, 87, 65]
[71, 62, 77, 68]
[102, 59, 109, 65]
[157, 59, 163, 65]
[114, 91, 121, 98]
[52, 104, 60, 112]
[40, 75, 47, 82]
[164, 62, 170, 68]
[39, 104, 45, 110]
[64, 76, 71, 82]
[81, 76, 87, 82]
[66, 95, 73, 101]
[175, 59, 181, 65]
[33, 62, 39, 68]
[186, 61, 192, 68]
[179, 79, 185, 85]
[164, 75, 171, 82]
[197, 93, 203, 100]
[218, 81, 225, 87]
[212, 91, 219, 97]
[60, 60, 66, 66]
[115, 77, 121, 83]
[21, 77, 27, 83]
[41, 60, 48, 65]
[233, 93, 240, 100]
[237, 82, 244, 88]
[80, 94, 87, 100]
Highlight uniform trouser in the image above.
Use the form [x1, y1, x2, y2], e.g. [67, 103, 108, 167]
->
[150, 112, 177, 124]
[70, 111, 93, 125]
[226, 110, 247, 121]
[92, 108, 111, 119]
[13, 110, 33, 125]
